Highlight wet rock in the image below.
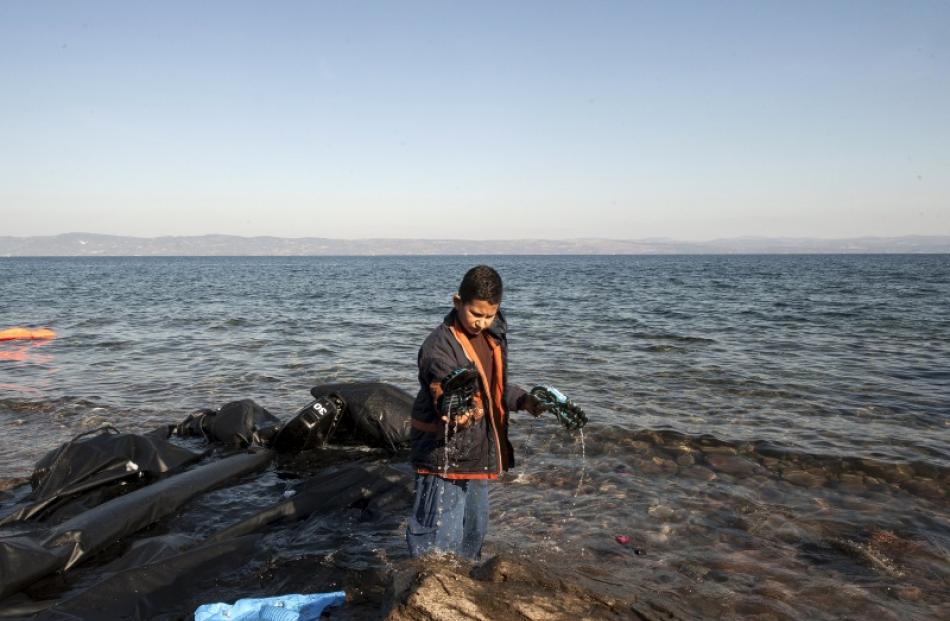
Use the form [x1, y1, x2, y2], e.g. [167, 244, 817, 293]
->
[682, 465, 717, 481]
[652, 457, 679, 474]
[647, 504, 678, 521]
[858, 458, 892, 480]
[675, 453, 694, 467]
[706, 455, 757, 476]
[384, 554, 681, 621]
[782, 470, 825, 488]
[700, 445, 737, 456]
[874, 462, 915, 484]
[899, 477, 944, 500]
[470, 555, 547, 585]
[710, 550, 766, 576]
[733, 600, 786, 620]
[836, 473, 865, 492]
[765, 517, 806, 543]
[758, 579, 794, 602]
[680, 562, 710, 581]
[830, 538, 905, 577]
[863, 475, 885, 489]
[667, 442, 694, 455]
[635, 458, 664, 475]
[694, 592, 726, 617]
[836, 494, 881, 512]
[645, 524, 673, 545]
[746, 474, 771, 489]
[869, 529, 925, 559]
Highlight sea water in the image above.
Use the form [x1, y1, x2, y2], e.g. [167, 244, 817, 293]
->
[1, 254, 948, 619]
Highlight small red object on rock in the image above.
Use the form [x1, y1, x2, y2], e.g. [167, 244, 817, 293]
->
[615, 535, 630, 545]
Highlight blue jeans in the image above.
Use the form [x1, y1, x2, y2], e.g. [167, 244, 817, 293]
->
[406, 474, 489, 560]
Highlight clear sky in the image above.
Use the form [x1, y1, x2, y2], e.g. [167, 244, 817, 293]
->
[1, 1, 948, 240]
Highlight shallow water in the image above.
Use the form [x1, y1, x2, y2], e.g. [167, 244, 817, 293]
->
[1, 255, 948, 619]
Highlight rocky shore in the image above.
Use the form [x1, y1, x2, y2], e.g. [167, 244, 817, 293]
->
[382, 554, 684, 621]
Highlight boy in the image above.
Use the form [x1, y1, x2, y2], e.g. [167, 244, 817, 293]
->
[406, 265, 541, 559]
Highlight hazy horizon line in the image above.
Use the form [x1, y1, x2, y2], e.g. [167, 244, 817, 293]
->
[6, 232, 950, 243]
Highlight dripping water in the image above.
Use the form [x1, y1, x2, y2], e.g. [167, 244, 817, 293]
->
[572, 427, 587, 498]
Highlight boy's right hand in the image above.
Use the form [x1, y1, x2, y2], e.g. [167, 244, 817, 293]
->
[439, 367, 480, 428]
[442, 409, 477, 428]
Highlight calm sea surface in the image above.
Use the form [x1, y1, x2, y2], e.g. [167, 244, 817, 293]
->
[1, 255, 948, 619]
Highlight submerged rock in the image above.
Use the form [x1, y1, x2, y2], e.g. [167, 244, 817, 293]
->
[681, 465, 717, 481]
[675, 453, 695, 467]
[836, 473, 866, 492]
[782, 470, 825, 488]
[899, 477, 945, 500]
[705, 454, 758, 476]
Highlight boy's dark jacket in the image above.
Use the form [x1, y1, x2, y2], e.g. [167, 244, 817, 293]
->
[411, 308, 527, 478]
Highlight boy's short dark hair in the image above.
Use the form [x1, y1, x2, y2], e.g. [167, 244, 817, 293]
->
[458, 265, 503, 304]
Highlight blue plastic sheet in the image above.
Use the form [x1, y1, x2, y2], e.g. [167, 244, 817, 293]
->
[194, 591, 346, 621]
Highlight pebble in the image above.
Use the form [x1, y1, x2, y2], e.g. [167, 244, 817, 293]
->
[773, 520, 807, 543]
[682, 465, 717, 481]
[701, 445, 738, 456]
[653, 457, 679, 474]
[635, 459, 664, 475]
[675, 453, 695, 467]
[681, 562, 710, 581]
[758, 579, 794, 602]
[900, 477, 944, 499]
[879, 463, 915, 483]
[645, 530, 670, 545]
[783, 470, 825, 488]
[647, 504, 677, 520]
[761, 456, 780, 469]
[837, 473, 865, 492]
[706, 454, 757, 475]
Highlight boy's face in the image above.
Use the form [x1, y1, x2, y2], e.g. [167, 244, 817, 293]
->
[453, 295, 499, 337]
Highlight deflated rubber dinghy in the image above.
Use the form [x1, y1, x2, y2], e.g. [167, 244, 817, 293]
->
[0, 449, 274, 600]
[309, 382, 413, 452]
[0, 426, 203, 526]
[174, 399, 282, 448]
[0, 382, 415, 618]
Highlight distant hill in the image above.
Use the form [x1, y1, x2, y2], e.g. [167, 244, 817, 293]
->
[1, 233, 949, 256]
